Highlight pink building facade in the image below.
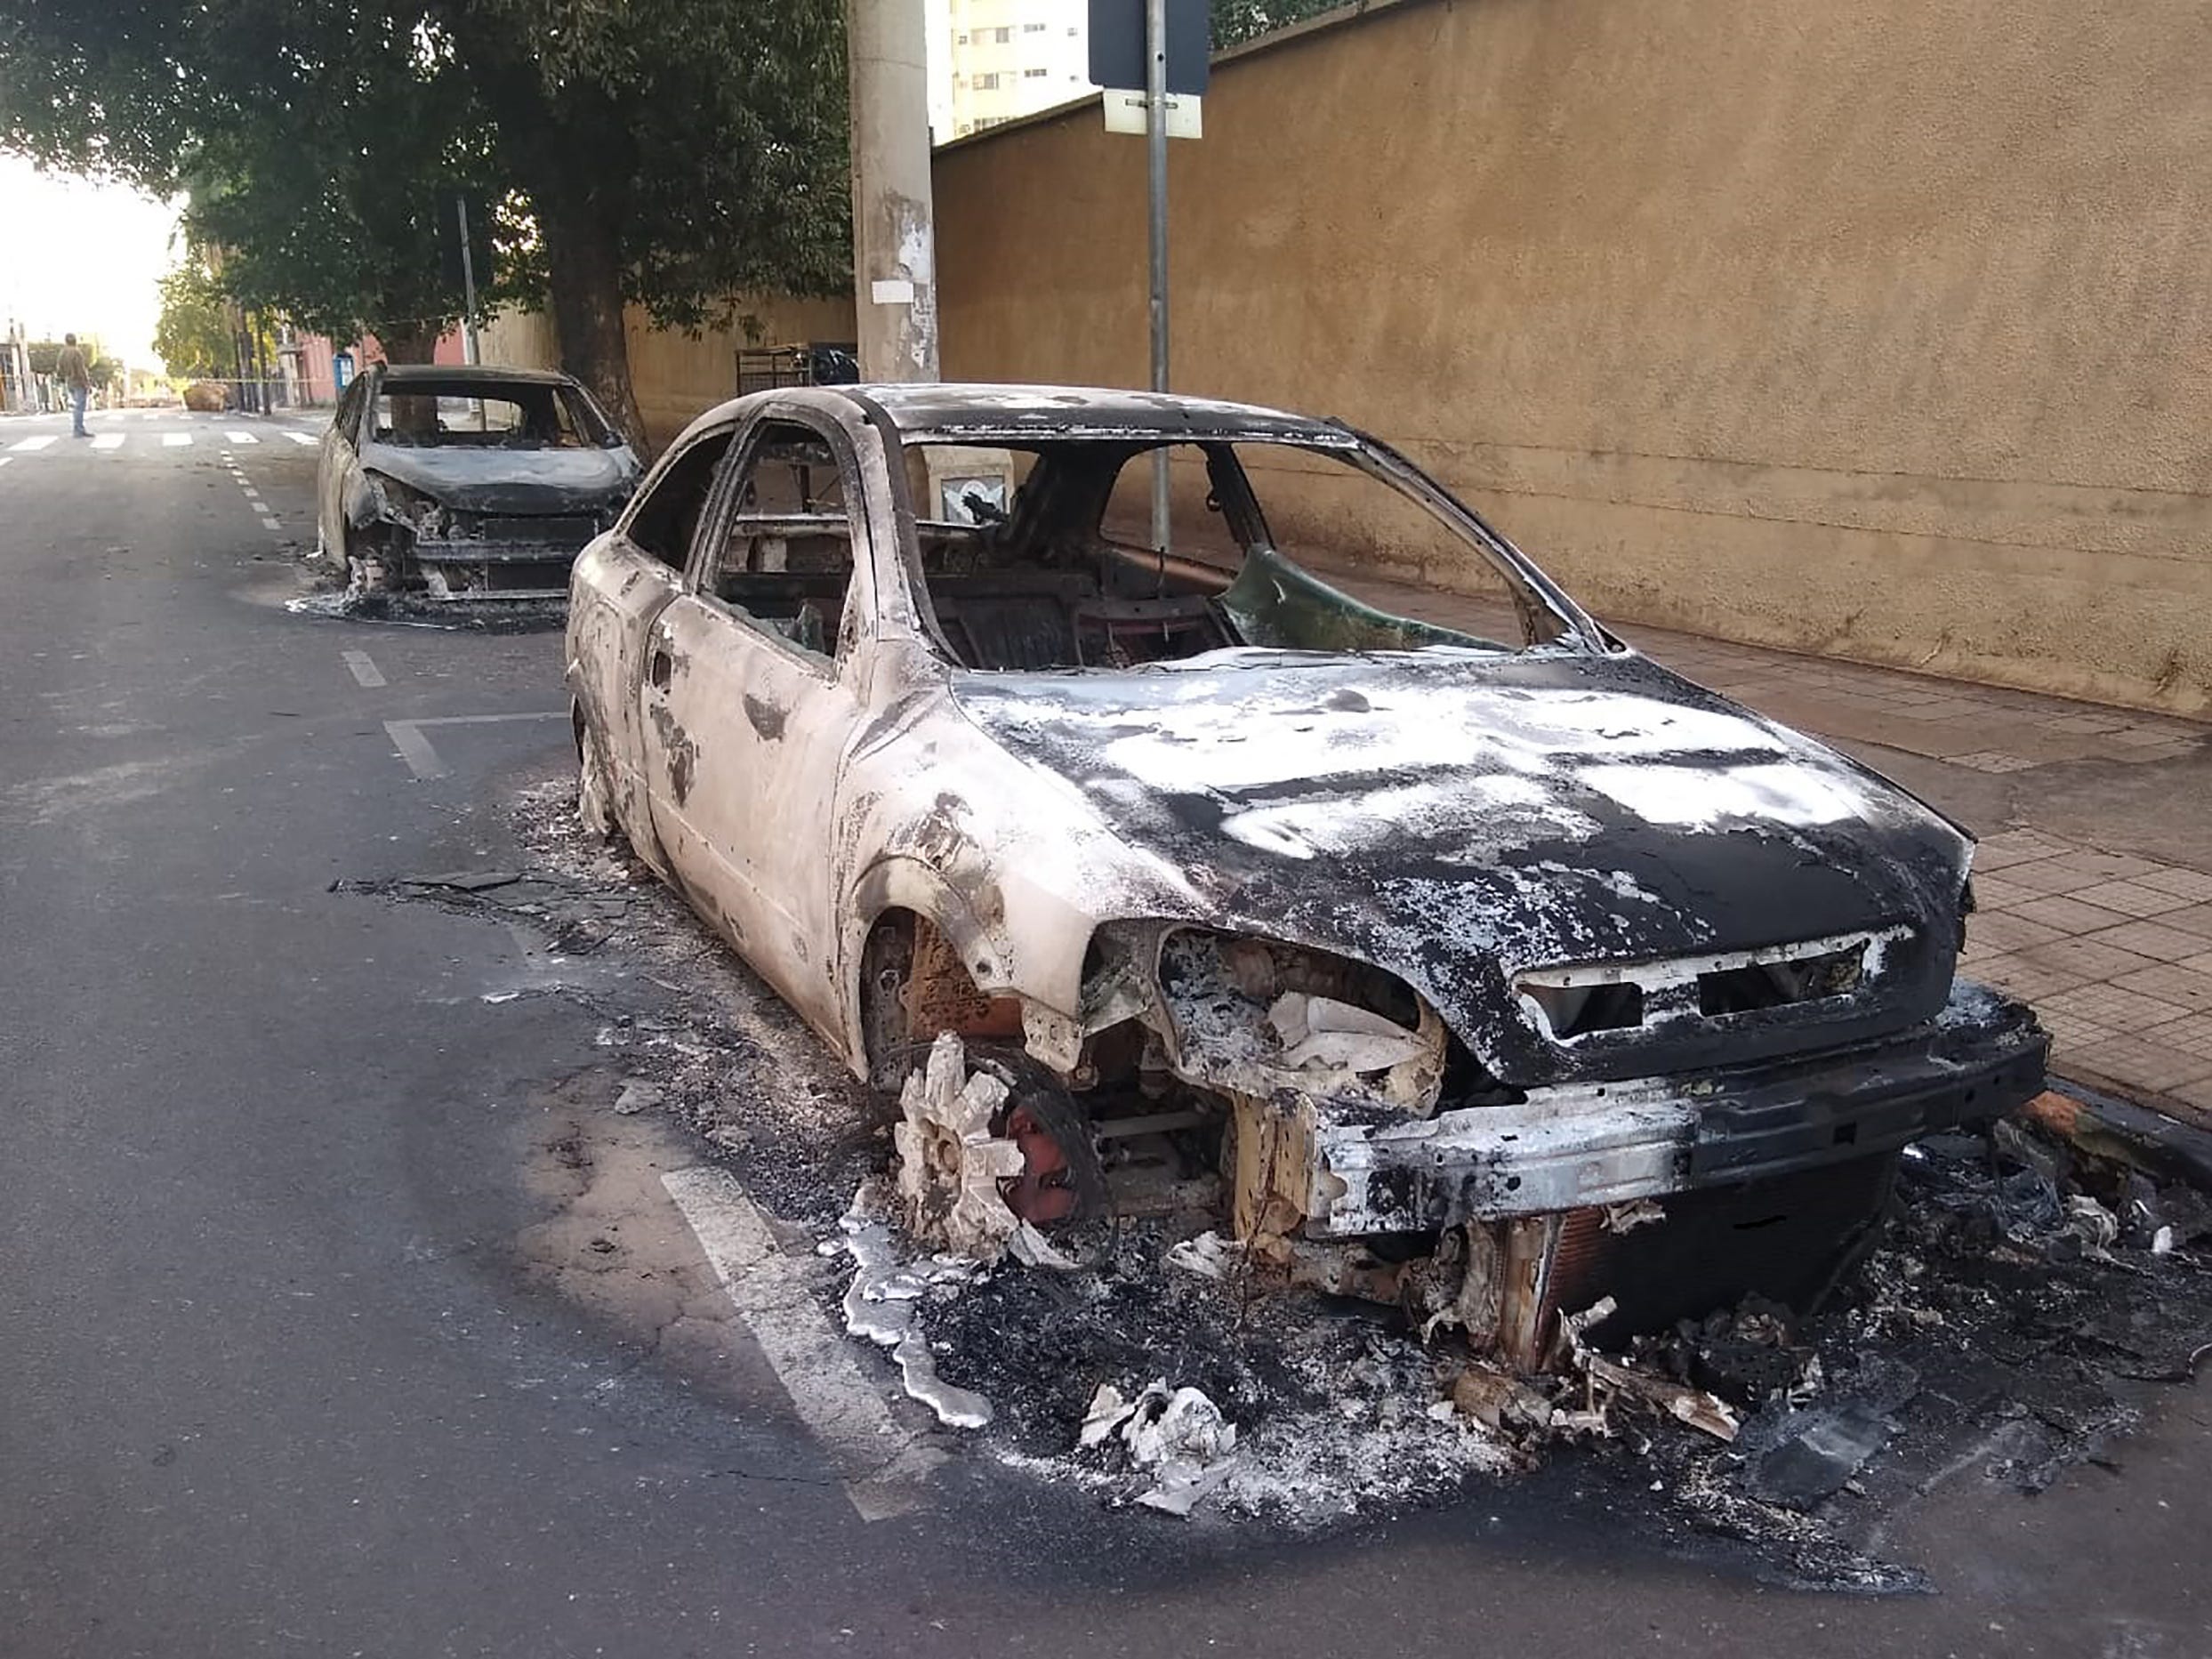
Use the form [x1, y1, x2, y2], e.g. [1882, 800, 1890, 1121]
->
[285, 326, 466, 407]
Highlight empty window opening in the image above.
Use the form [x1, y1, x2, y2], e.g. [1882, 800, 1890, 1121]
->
[899, 435, 1568, 673]
[710, 421, 856, 660]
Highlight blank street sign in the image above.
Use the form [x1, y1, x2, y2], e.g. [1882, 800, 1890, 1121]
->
[1088, 0, 1209, 97]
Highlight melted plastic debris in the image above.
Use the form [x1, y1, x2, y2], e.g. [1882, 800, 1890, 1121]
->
[1164, 1230, 1243, 1280]
[1008, 1220, 1083, 1271]
[836, 1188, 993, 1429]
[1081, 1380, 1242, 1517]
[1267, 991, 1426, 1072]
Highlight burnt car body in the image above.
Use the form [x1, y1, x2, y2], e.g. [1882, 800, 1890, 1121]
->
[566, 384, 2047, 1367]
[317, 363, 641, 600]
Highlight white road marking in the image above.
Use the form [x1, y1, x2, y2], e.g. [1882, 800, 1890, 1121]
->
[284, 431, 318, 447]
[662, 1166, 942, 1522]
[0, 455, 12, 469]
[258, 516, 283, 532]
[226, 431, 259, 444]
[382, 721, 446, 780]
[12, 435, 57, 452]
[342, 649, 386, 689]
[382, 711, 565, 780]
[93, 434, 125, 450]
[162, 432, 192, 448]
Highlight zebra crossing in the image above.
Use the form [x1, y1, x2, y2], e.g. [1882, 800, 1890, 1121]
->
[1, 423, 320, 459]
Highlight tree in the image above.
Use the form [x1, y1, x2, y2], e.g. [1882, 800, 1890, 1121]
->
[152, 255, 240, 379]
[420, 0, 850, 439]
[1211, 0, 1346, 51]
[0, 0, 493, 363]
[0, 0, 855, 444]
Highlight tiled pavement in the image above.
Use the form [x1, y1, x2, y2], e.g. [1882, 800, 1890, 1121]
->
[1315, 565, 2212, 1121]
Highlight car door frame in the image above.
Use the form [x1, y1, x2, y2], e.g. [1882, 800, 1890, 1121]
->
[569, 410, 748, 869]
[634, 397, 884, 1036]
[317, 369, 372, 561]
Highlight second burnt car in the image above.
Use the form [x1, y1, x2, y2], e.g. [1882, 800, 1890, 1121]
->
[317, 363, 641, 600]
[566, 383, 2047, 1368]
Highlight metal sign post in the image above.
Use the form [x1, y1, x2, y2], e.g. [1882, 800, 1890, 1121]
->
[1146, 0, 1170, 555]
[455, 194, 481, 366]
[1092, 0, 1207, 556]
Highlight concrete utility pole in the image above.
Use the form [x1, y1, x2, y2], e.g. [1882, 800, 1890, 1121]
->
[846, 0, 939, 383]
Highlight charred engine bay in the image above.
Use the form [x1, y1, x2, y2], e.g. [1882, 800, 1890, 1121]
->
[344, 777, 2212, 1592]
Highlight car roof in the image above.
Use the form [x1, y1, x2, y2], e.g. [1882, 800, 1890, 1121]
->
[374, 363, 580, 389]
[692, 383, 1356, 446]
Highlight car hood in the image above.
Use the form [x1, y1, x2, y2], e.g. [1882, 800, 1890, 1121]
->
[951, 648, 1970, 1086]
[362, 443, 640, 512]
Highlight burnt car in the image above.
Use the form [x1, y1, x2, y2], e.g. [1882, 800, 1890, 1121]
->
[565, 384, 2047, 1368]
[317, 363, 641, 600]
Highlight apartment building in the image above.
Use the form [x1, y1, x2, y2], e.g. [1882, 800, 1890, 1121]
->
[929, 1, 1091, 142]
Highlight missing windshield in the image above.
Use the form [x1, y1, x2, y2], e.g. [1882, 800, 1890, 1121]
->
[374, 379, 615, 451]
[900, 436, 1572, 672]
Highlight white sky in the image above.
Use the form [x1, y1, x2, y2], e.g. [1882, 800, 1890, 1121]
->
[0, 157, 182, 368]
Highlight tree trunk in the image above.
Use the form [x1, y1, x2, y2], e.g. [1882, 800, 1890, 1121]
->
[543, 197, 648, 450]
[376, 321, 439, 364]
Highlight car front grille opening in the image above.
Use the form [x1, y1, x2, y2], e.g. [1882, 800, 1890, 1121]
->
[1697, 942, 1868, 1017]
[1520, 979, 1645, 1040]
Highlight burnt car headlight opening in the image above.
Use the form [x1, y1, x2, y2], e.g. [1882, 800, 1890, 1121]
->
[1152, 927, 1449, 1113]
[369, 474, 449, 537]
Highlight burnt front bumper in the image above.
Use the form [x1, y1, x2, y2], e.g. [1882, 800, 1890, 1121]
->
[1307, 981, 2047, 1236]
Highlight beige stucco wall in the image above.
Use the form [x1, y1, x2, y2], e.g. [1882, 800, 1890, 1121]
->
[477, 292, 857, 447]
[933, 0, 2212, 715]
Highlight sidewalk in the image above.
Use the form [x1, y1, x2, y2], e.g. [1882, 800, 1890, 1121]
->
[1323, 566, 2212, 1123]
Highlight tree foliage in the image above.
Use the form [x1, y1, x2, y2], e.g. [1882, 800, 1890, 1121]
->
[151, 254, 238, 378]
[0, 0, 854, 440]
[1211, 0, 1347, 51]
[418, 0, 851, 434]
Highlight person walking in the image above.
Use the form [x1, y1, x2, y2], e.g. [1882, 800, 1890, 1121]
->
[56, 334, 92, 437]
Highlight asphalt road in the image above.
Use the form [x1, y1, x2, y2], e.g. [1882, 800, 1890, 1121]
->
[3, 406, 2207, 1657]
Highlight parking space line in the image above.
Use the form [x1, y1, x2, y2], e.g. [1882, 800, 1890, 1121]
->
[383, 720, 448, 780]
[662, 1166, 941, 1522]
[382, 711, 564, 780]
[342, 649, 387, 689]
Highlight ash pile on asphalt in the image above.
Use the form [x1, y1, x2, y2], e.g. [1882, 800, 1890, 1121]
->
[910, 1221, 1512, 1522]
[285, 581, 565, 633]
[1563, 1124, 2212, 1590]
[351, 779, 881, 1222]
[358, 777, 2212, 1582]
